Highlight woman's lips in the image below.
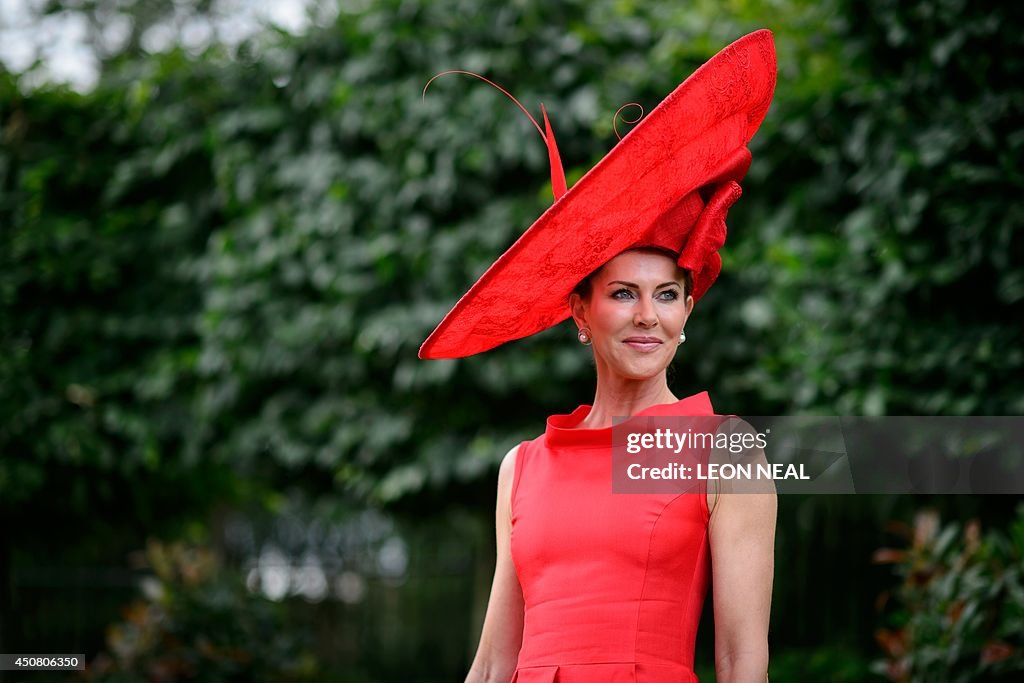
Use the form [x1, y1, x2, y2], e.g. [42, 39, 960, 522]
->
[623, 340, 662, 352]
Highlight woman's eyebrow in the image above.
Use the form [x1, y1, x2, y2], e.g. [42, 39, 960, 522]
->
[607, 280, 680, 289]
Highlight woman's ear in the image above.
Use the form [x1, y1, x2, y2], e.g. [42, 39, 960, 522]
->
[568, 291, 588, 329]
[685, 293, 695, 319]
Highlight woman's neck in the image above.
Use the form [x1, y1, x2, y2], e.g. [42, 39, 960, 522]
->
[577, 382, 679, 430]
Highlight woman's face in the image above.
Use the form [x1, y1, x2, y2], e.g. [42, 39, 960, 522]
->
[570, 250, 695, 380]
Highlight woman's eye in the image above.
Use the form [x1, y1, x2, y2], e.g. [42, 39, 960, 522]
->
[612, 288, 678, 300]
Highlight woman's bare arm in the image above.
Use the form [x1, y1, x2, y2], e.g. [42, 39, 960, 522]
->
[708, 419, 777, 683]
[464, 444, 525, 683]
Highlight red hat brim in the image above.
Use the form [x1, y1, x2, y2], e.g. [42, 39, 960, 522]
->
[419, 29, 776, 360]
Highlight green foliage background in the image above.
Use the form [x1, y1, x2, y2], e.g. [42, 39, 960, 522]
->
[0, 0, 1021, 680]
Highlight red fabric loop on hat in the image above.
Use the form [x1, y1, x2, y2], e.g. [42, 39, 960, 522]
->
[678, 180, 743, 301]
[630, 143, 751, 282]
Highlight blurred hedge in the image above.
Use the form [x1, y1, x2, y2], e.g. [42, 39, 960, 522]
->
[5, 0, 1020, 517]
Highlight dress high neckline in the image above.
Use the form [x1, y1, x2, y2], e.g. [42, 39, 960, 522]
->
[544, 391, 715, 450]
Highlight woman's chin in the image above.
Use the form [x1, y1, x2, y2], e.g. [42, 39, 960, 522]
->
[609, 355, 670, 380]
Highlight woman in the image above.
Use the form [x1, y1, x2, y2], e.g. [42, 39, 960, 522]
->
[418, 30, 778, 683]
[469, 245, 775, 683]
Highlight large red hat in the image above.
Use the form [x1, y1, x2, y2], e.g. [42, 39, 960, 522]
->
[418, 29, 777, 360]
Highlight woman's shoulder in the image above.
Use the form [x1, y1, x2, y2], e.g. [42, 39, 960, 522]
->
[499, 433, 545, 497]
[499, 442, 520, 478]
[498, 436, 535, 483]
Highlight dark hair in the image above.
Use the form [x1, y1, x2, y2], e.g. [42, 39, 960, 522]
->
[569, 246, 693, 304]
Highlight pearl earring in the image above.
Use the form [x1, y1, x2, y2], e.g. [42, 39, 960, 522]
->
[578, 327, 592, 346]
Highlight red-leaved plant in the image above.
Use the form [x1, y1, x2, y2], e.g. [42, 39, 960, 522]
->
[872, 505, 1024, 682]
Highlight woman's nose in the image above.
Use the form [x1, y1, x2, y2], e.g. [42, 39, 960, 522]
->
[634, 296, 658, 327]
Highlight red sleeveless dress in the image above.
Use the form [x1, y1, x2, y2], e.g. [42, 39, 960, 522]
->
[509, 391, 718, 683]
